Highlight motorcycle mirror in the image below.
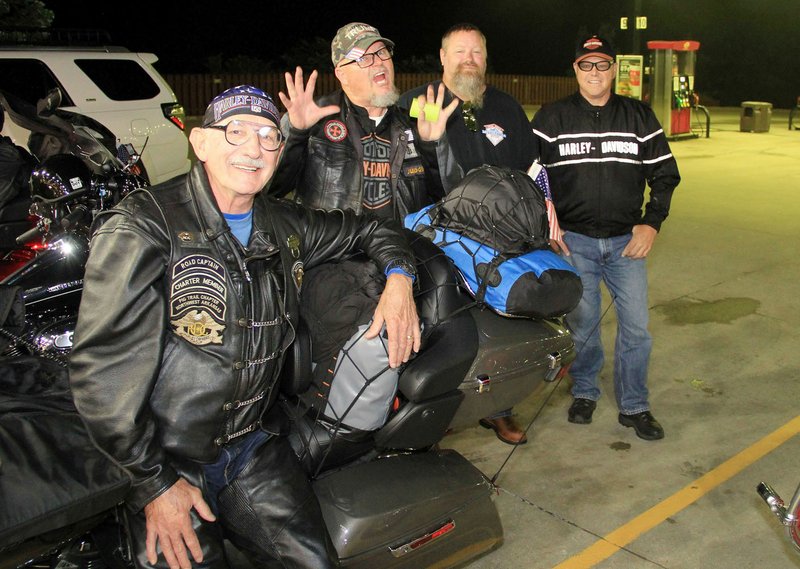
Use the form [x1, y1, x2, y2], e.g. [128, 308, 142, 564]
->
[36, 88, 63, 117]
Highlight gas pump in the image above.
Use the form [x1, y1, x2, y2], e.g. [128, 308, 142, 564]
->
[647, 40, 700, 138]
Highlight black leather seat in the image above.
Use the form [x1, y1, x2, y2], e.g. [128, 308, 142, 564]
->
[281, 231, 479, 475]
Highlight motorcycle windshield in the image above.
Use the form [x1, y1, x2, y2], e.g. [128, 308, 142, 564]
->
[70, 123, 119, 173]
[0, 89, 122, 174]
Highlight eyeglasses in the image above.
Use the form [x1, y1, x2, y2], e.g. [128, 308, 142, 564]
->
[576, 59, 615, 72]
[462, 101, 478, 132]
[206, 120, 283, 151]
[340, 46, 394, 68]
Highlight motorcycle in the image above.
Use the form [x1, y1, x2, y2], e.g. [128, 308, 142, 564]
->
[0, 94, 576, 567]
[757, 480, 800, 555]
[0, 87, 143, 361]
[282, 231, 575, 568]
[0, 87, 145, 569]
[1, 236, 574, 569]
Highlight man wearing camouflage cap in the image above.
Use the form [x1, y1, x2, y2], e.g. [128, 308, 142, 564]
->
[271, 22, 460, 219]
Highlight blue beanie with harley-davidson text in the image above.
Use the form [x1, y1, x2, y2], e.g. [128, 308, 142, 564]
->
[202, 85, 280, 127]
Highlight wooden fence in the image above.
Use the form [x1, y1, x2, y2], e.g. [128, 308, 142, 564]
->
[164, 72, 575, 116]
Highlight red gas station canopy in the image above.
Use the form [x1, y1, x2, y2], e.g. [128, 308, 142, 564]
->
[647, 40, 701, 51]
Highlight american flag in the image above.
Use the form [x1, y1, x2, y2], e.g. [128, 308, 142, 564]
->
[527, 161, 561, 242]
[345, 47, 366, 61]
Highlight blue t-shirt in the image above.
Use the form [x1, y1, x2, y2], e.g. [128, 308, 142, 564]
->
[223, 210, 253, 246]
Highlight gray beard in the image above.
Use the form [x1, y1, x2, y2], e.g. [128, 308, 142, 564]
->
[453, 72, 485, 108]
[370, 87, 400, 109]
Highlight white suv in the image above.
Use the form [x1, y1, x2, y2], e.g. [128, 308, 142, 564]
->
[0, 45, 190, 185]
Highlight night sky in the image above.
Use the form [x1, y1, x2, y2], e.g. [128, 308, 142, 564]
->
[43, 0, 798, 107]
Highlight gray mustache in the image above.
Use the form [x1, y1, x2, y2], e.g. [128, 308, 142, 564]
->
[230, 157, 267, 169]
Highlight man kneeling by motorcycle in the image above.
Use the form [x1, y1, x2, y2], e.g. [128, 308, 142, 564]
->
[68, 85, 420, 569]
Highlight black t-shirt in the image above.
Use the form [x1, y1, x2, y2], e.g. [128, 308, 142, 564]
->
[399, 82, 534, 173]
[350, 105, 394, 219]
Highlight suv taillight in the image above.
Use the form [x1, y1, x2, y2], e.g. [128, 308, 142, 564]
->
[162, 102, 186, 131]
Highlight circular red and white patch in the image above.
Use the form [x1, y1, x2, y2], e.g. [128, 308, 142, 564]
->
[324, 120, 348, 142]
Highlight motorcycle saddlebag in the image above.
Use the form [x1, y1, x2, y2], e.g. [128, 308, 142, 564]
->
[314, 449, 502, 568]
[0, 356, 130, 550]
[449, 307, 575, 429]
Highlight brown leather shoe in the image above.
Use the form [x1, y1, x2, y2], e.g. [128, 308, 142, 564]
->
[479, 416, 528, 445]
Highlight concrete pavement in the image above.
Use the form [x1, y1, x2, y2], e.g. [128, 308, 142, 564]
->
[447, 107, 800, 569]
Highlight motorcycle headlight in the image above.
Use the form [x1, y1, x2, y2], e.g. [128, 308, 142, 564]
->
[30, 155, 93, 200]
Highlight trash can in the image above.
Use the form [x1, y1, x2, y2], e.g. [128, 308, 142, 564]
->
[740, 101, 773, 132]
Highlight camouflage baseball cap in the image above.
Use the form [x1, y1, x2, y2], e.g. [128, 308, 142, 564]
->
[331, 22, 395, 67]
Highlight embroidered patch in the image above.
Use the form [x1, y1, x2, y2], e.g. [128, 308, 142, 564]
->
[482, 123, 507, 146]
[170, 254, 227, 345]
[344, 47, 366, 62]
[324, 120, 348, 142]
[403, 164, 425, 176]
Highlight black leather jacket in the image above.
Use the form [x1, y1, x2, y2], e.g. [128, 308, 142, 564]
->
[69, 163, 414, 511]
[269, 90, 461, 219]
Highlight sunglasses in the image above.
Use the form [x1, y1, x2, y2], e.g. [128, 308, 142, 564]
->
[462, 101, 478, 132]
[576, 59, 615, 72]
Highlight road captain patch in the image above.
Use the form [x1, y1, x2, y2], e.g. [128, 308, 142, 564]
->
[170, 254, 227, 345]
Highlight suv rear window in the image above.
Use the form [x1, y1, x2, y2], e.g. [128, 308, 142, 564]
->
[0, 58, 75, 107]
[74, 59, 160, 101]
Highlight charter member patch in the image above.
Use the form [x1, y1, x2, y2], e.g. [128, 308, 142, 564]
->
[170, 254, 227, 345]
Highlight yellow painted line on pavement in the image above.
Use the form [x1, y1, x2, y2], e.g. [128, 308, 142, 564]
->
[554, 415, 800, 569]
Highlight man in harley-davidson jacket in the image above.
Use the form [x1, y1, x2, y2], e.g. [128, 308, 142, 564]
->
[269, 22, 460, 216]
[69, 85, 420, 569]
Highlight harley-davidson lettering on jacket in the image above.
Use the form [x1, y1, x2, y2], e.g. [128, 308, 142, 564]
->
[531, 92, 680, 238]
[69, 163, 414, 511]
[269, 90, 461, 220]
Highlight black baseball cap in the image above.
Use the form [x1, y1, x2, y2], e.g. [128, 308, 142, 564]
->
[575, 35, 616, 62]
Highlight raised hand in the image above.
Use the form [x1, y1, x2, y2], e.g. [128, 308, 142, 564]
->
[415, 83, 459, 142]
[278, 67, 340, 131]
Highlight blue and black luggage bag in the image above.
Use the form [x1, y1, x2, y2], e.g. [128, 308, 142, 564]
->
[404, 165, 582, 319]
[405, 206, 581, 318]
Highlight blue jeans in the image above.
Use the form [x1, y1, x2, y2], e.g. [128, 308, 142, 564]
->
[202, 429, 271, 514]
[562, 231, 652, 415]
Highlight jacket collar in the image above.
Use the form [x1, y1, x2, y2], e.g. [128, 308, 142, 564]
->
[186, 162, 229, 241]
[572, 90, 618, 113]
